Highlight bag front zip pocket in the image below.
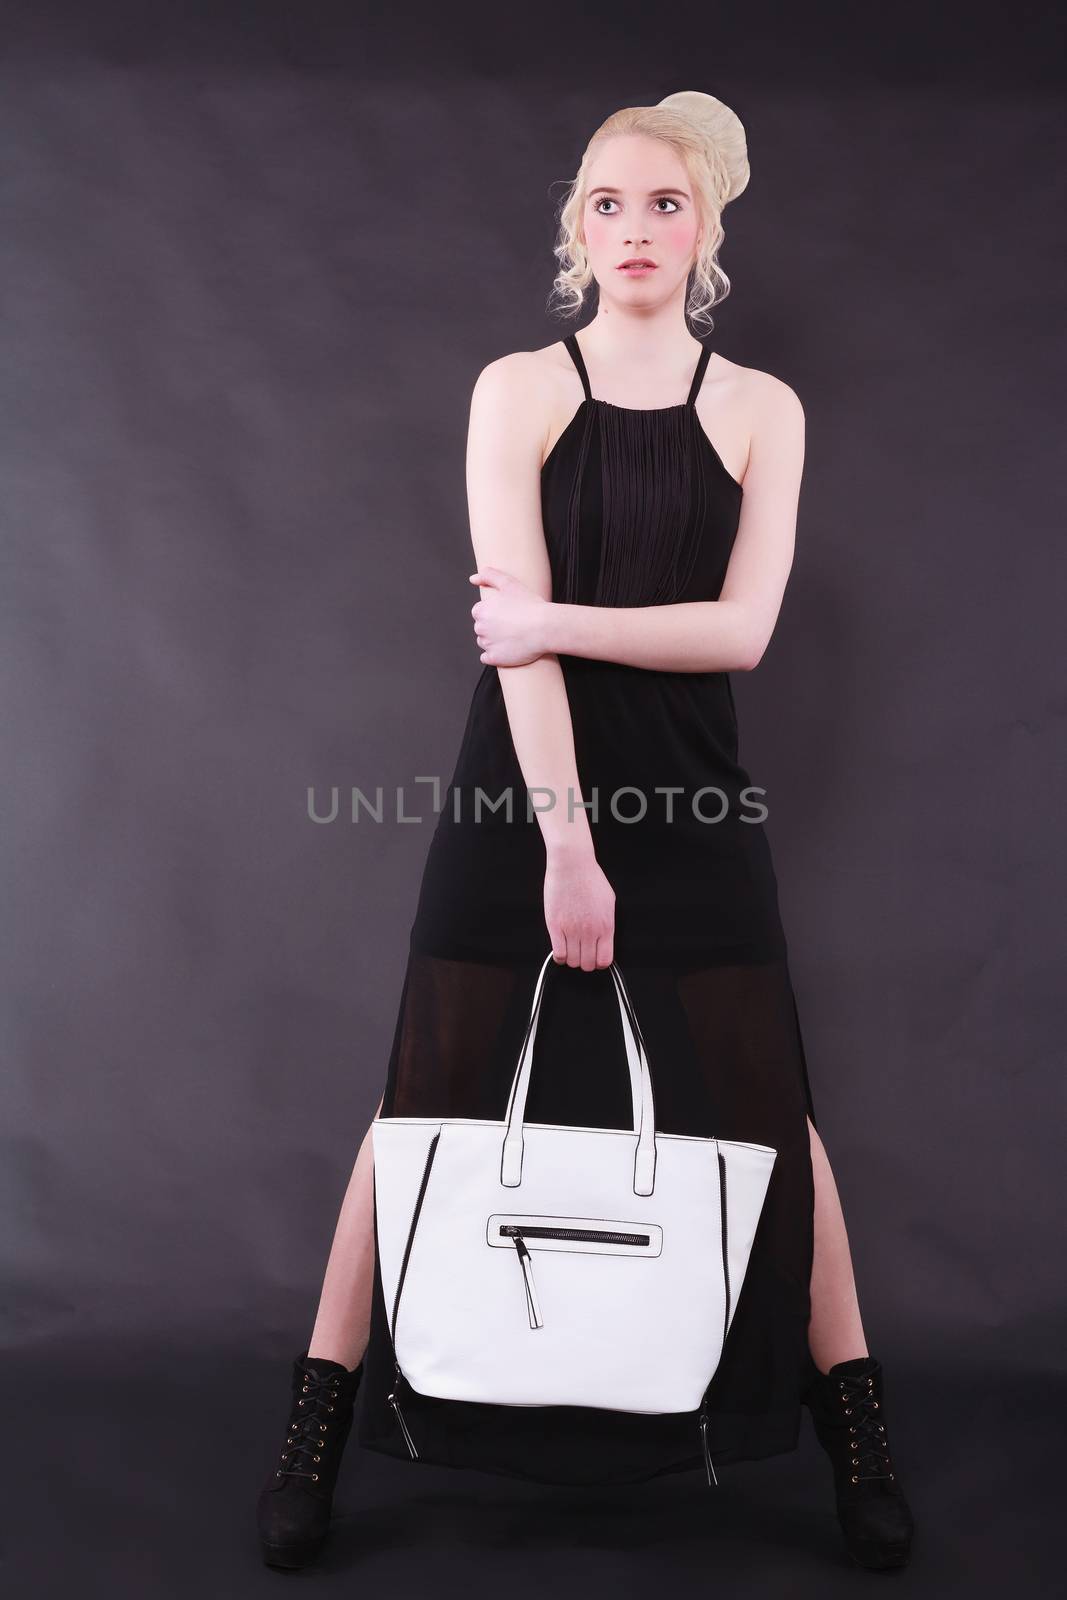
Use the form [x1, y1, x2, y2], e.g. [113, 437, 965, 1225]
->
[499, 1223, 651, 1246]
[487, 1214, 662, 1330]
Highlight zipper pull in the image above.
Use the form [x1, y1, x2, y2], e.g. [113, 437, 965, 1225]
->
[387, 1362, 419, 1459]
[512, 1235, 544, 1329]
[699, 1410, 718, 1487]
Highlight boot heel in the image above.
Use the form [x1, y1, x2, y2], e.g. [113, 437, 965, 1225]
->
[260, 1536, 323, 1569]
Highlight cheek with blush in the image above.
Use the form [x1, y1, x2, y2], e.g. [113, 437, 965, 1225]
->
[663, 219, 700, 274]
[583, 213, 613, 261]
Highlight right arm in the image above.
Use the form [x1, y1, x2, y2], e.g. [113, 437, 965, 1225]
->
[464, 353, 615, 971]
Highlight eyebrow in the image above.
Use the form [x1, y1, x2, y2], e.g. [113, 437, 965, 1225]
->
[587, 185, 691, 200]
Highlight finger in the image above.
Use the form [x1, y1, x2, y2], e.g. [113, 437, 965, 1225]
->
[579, 934, 597, 973]
[595, 933, 614, 969]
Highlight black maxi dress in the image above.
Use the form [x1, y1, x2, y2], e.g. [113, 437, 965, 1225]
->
[356, 332, 818, 1486]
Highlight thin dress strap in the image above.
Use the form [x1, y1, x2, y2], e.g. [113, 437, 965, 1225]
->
[563, 334, 593, 402]
[685, 343, 713, 408]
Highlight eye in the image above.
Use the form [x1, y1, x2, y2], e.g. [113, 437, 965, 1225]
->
[592, 196, 682, 215]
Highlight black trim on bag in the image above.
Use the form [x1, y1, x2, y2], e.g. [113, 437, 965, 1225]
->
[717, 1147, 731, 1339]
[389, 1131, 441, 1350]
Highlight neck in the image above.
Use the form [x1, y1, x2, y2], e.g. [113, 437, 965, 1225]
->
[579, 293, 702, 373]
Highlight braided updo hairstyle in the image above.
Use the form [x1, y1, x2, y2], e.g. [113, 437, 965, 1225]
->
[549, 90, 750, 334]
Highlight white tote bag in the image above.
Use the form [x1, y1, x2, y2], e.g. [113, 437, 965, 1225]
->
[371, 950, 777, 1483]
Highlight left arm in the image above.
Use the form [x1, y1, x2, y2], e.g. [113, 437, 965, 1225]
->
[470, 373, 805, 673]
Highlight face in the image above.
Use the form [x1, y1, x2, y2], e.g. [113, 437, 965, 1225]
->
[580, 134, 703, 305]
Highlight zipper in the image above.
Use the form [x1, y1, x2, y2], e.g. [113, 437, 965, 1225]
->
[498, 1223, 651, 1246]
[388, 1361, 419, 1459]
[698, 1403, 719, 1487]
[386, 1130, 441, 1460]
[511, 1236, 544, 1328]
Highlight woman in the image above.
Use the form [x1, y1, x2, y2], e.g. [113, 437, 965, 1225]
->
[256, 90, 915, 1572]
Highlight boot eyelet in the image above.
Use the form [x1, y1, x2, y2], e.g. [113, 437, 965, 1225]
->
[314, 1455, 320, 1462]
[327, 1405, 334, 1412]
[311, 1473, 319, 1482]
[844, 1406, 851, 1415]
[851, 1474, 858, 1483]
[872, 1400, 879, 1408]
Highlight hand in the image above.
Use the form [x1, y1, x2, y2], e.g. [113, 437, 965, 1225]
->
[543, 846, 615, 970]
[469, 567, 554, 667]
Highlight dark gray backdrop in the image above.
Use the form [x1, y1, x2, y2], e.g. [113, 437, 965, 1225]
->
[2, 1, 1062, 1593]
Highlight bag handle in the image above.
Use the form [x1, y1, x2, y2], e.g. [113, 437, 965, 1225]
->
[500, 950, 658, 1196]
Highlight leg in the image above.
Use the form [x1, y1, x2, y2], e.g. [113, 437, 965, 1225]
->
[305, 1092, 384, 1370]
[802, 1122, 915, 1569]
[806, 1113, 870, 1373]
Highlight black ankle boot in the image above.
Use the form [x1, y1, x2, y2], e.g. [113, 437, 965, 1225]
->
[802, 1354, 915, 1570]
[256, 1349, 364, 1569]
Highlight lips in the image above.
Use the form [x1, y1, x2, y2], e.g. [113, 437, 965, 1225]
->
[618, 259, 657, 270]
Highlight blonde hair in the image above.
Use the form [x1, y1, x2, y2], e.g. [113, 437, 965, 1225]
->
[548, 90, 750, 334]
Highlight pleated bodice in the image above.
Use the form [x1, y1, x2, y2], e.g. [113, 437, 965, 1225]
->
[541, 334, 744, 611]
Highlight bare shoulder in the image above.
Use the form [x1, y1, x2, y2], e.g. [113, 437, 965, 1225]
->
[470, 346, 553, 414]
[724, 355, 805, 427]
[470, 344, 562, 405]
[468, 344, 569, 463]
[466, 348, 556, 471]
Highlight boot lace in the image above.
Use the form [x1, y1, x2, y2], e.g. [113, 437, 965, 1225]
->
[275, 1368, 343, 1484]
[837, 1372, 896, 1486]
